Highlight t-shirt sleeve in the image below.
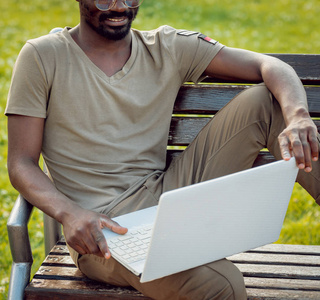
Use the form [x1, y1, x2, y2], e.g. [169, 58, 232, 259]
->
[5, 42, 49, 118]
[161, 26, 225, 83]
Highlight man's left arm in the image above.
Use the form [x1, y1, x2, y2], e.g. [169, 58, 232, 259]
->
[204, 46, 319, 172]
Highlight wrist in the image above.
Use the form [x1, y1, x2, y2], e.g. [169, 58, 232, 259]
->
[285, 106, 310, 125]
[55, 199, 83, 225]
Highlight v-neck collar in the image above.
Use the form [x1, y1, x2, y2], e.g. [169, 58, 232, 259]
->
[63, 27, 138, 84]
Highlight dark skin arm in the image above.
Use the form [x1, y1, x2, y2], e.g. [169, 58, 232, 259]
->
[7, 115, 128, 259]
[204, 47, 319, 171]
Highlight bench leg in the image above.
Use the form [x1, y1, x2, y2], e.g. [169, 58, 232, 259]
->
[8, 262, 32, 300]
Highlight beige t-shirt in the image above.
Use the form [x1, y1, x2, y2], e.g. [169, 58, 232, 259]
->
[6, 26, 224, 213]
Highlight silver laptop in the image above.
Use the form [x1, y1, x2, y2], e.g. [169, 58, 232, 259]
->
[102, 158, 298, 283]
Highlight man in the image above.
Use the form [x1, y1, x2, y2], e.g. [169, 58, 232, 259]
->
[6, 0, 320, 299]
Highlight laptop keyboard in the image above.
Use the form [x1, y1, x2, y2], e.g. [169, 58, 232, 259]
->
[107, 224, 153, 264]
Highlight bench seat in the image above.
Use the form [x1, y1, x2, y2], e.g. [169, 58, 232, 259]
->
[24, 240, 320, 300]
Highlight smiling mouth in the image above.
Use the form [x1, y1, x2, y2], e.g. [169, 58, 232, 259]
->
[107, 17, 126, 22]
[104, 16, 128, 26]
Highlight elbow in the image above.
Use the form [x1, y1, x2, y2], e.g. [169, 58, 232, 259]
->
[7, 156, 37, 192]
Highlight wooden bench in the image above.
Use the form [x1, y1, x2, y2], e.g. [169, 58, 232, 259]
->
[26, 240, 320, 299]
[8, 53, 320, 299]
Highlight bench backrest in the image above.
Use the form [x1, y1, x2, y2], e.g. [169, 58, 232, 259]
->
[167, 54, 320, 168]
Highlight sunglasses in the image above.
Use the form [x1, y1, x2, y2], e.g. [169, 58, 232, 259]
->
[94, 0, 144, 11]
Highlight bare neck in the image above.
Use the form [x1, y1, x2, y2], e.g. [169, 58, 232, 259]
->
[70, 25, 132, 77]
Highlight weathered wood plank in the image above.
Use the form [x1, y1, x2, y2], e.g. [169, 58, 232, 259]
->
[43, 255, 75, 266]
[249, 244, 320, 255]
[168, 116, 320, 146]
[268, 54, 320, 84]
[37, 261, 320, 285]
[247, 288, 320, 300]
[173, 85, 320, 116]
[49, 244, 69, 255]
[202, 54, 320, 85]
[166, 150, 275, 169]
[235, 263, 320, 280]
[168, 116, 211, 145]
[25, 279, 150, 300]
[229, 252, 320, 266]
[34, 266, 83, 279]
[244, 277, 320, 292]
[26, 277, 320, 300]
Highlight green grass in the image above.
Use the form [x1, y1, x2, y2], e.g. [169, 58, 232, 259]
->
[1, 0, 320, 298]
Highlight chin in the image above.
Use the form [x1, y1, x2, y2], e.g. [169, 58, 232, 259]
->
[99, 25, 132, 41]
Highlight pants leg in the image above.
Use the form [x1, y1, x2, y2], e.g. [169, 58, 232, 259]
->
[163, 83, 280, 190]
[163, 83, 320, 204]
[76, 252, 246, 300]
[69, 83, 320, 300]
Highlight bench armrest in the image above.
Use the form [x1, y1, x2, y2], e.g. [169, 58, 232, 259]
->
[6, 194, 63, 300]
[7, 194, 33, 300]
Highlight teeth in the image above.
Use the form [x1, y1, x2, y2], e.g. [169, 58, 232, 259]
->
[108, 18, 125, 22]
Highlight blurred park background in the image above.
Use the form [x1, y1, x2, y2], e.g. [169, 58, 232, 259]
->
[1, 0, 320, 298]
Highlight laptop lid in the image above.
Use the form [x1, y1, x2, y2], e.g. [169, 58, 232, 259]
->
[140, 158, 298, 282]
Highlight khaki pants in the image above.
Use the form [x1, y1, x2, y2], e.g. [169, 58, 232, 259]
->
[68, 84, 320, 299]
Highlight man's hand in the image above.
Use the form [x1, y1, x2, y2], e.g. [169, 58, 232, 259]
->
[278, 116, 319, 172]
[62, 207, 128, 259]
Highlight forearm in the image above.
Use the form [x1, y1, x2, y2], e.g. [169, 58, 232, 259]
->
[260, 56, 318, 167]
[260, 57, 310, 125]
[8, 157, 81, 224]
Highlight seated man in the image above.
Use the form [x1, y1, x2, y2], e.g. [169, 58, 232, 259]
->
[6, 0, 320, 299]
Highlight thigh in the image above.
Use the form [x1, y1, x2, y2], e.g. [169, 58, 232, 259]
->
[163, 83, 283, 192]
[77, 252, 246, 300]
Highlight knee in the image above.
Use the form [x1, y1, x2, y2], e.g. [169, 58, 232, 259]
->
[236, 83, 273, 115]
[129, 260, 247, 300]
[224, 268, 247, 300]
[177, 261, 247, 300]
[202, 260, 247, 300]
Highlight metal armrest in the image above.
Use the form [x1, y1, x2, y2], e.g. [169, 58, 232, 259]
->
[7, 194, 33, 300]
[7, 195, 63, 300]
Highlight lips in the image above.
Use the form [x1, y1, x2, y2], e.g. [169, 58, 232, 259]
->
[105, 16, 128, 26]
[99, 12, 131, 26]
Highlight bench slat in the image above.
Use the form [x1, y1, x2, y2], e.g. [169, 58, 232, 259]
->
[48, 244, 69, 255]
[44, 255, 75, 267]
[248, 244, 320, 255]
[244, 277, 320, 292]
[173, 85, 320, 116]
[26, 279, 150, 300]
[230, 253, 320, 266]
[202, 54, 320, 85]
[268, 54, 320, 85]
[246, 288, 320, 300]
[168, 117, 320, 146]
[166, 150, 276, 170]
[34, 262, 320, 286]
[235, 264, 320, 280]
[26, 279, 320, 300]
[35, 266, 83, 279]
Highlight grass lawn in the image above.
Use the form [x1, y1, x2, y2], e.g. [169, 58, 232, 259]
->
[1, 0, 320, 299]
